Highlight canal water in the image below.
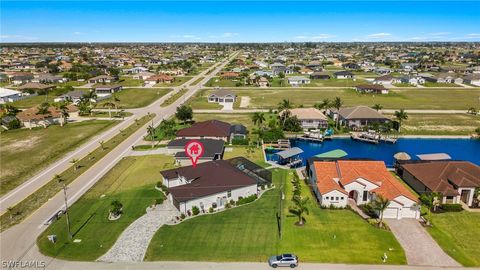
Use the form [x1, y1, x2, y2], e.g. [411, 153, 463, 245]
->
[265, 138, 480, 167]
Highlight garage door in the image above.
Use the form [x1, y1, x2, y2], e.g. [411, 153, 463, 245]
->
[383, 207, 399, 219]
[225, 99, 234, 102]
[401, 207, 418, 219]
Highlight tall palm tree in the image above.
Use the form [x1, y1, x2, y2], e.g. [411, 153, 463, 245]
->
[59, 104, 69, 126]
[251, 112, 266, 128]
[319, 98, 331, 110]
[289, 196, 310, 226]
[278, 99, 293, 111]
[394, 109, 408, 131]
[331, 97, 343, 128]
[113, 93, 120, 110]
[147, 124, 156, 149]
[103, 102, 116, 118]
[372, 195, 390, 228]
[372, 103, 383, 112]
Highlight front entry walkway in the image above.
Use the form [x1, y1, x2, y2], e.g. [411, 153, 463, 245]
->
[385, 219, 460, 266]
[98, 198, 180, 262]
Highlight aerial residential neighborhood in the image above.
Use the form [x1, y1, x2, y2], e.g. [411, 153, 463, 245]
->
[1, 1, 479, 270]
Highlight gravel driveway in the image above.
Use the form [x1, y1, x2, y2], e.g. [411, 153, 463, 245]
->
[385, 219, 460, 266]
[98, 198, 179, 262]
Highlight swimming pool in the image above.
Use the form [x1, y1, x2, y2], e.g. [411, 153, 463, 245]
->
[265, 138, 480, 167]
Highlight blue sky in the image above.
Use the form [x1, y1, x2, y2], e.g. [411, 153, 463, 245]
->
[1, 1, 480, 42]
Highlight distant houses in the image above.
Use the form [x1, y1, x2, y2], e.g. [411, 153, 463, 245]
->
[287, 76, 311, 86]
[16, 105, 78, 129]
[355, 84, 389, 94]
[0, 88, 26, 104]
[333, 71, 355, 79]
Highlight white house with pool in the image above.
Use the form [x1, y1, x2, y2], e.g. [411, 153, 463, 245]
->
[307, 160, 420, 219]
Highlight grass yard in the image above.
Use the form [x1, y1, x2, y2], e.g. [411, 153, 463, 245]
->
[189, 88, 480, 110]
[394, 113, 480, 135]
[309, 78, 367, 87]
[190, 76, 204, 86]
[11, 95, 55, 108]
[37, 155, 175, 260]
[145, 169, 406, 264]
[118, 77, 143, 87]
[423, 82, 461, 87]
[1, 114, 154, 231]
[279, 171, 406, 264]
[205, 77, 240, 87]
[187, 89, 223, 109]
[427, 212, 480, 266]
[194, 113, 256, 130]
[97, 88, 171, 109]
[160, 88, 187, 107]
[0, 120, 118, 195]
[223, 146, 269, 167]
[155, 76, 193, 87]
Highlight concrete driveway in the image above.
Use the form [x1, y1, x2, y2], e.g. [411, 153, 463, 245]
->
[385, 219, 460, 267]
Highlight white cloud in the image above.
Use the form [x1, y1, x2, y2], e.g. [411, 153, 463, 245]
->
[428, 32, 451, 36]
[0, 34, 38, 41]
[366, 33, 392, 38]
[294, 34, 335, 40]
[221, 32, 239, 38]
[73, 31, 82, 35]
[466, 33, 480, 37]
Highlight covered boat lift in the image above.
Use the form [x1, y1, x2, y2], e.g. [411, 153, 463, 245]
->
[275, 147, 304, 168]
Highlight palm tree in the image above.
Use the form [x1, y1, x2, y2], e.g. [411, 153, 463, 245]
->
[316, 98, 331, 111]
[372, 104, 383, 112]
[289, 195, 310, 226]
[103, 102, 116, 118]
[59, 104, 69, 126]
[147, 124, 156, 148]
[251, 112, 266, 128]
[278, 99, 293, 111]
[70, 158, 79, 171]
[99, 140, 105, 151]
[331, 97, 343, 128]
[113, 93, 121, 110]
[372, 195, 390, 228]
[394, 109, 408, 131]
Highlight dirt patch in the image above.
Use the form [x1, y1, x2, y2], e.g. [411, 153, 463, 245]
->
[239, 96, 250, 108]
[1, 136, 41, 153]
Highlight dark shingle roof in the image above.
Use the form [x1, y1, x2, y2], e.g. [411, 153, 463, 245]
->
[176, 120, 231, 137]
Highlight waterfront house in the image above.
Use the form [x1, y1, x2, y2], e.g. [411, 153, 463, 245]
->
[282, 108, 328, 130]
[328, 106, 389, 129]
[397, 161, 480, 207]
[307, 160, 420, 219]
[161, 159, 270, 214]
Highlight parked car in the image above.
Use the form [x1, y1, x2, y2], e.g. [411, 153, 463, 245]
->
[268, 254, 299, 268]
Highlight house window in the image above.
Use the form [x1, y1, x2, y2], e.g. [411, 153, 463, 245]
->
[340, 197, 344, 200]
[325, 196, 329, 200]
[227, 191, 232, 198]
[363, 191, 368, 201]
[335, 197, 339, 201]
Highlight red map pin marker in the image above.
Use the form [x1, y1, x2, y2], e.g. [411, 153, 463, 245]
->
[185, 140, 204, 168]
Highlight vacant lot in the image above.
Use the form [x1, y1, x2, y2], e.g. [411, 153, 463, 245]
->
[395, 113, 480, 135]
[428, 212, 480, 266]
[145, 169, 406, 264]
[97, 88, 171, 108]
[189, 88, 480, 110]
[11, 95, 56, 108]
[0, 120, 118, 195]
[155, 76, 193, 87]
[37, 155, 174, 260]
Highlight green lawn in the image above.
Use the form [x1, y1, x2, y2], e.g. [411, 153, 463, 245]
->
[190, 77, 204, 86]
[0, 120, 118, 195]
[11, 95, 56, 108]
[97, 88, 171, 109]
[188, 88, 480, 110]
[423, 82, 461, 87]
[145, 169, 406, 264]
[194, 113, 256, 130]
[395, 113, 480, 135]
[160, 89, 187, 107]
[223, 146, 269, 167]
[118, 77, 143, 87]
[37, 155, 174, 260]
[155, 76, 193, 87]
[427, 212, 480, 266]
[310, 78, 367, 87]
[205, 77, 240, 87]
[279, 171, 406, 264]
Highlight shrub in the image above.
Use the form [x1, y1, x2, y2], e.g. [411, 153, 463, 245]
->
[440, 204, 463, 212]
[208, 207, 214, 213]
[359, 203, 378, 218]
[237, 194, 258, 205]
[180, 213, 186, 219]
[192, 206, 200, 216]
[212, 202, 217, 209]
[110, 200, 123, 216]
[261, 185, 266, 190]
[156, 181, 162, 188]
[225, 203, 231, 209]
[229, 199, 235, 205]
[231, 138, 249, 145]
[187, 210, 192, 216]
[154, 198, 164, 205]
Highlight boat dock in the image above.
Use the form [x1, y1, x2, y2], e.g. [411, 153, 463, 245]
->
[351, 131, 397, 144]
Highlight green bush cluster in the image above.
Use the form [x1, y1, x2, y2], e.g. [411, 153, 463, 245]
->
[237, 194, 258, 206]
[192, 206, 200, 216]
[440, 204, 463, 212]
[231, 138, 249, 145]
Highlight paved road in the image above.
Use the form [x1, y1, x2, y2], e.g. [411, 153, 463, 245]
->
[0, 52, 238, 265]
[385, 219, 460, 267]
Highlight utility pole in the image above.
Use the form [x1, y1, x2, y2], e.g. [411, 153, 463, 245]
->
[62, 182, 73, 240]
[56, 175, 72, 240]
